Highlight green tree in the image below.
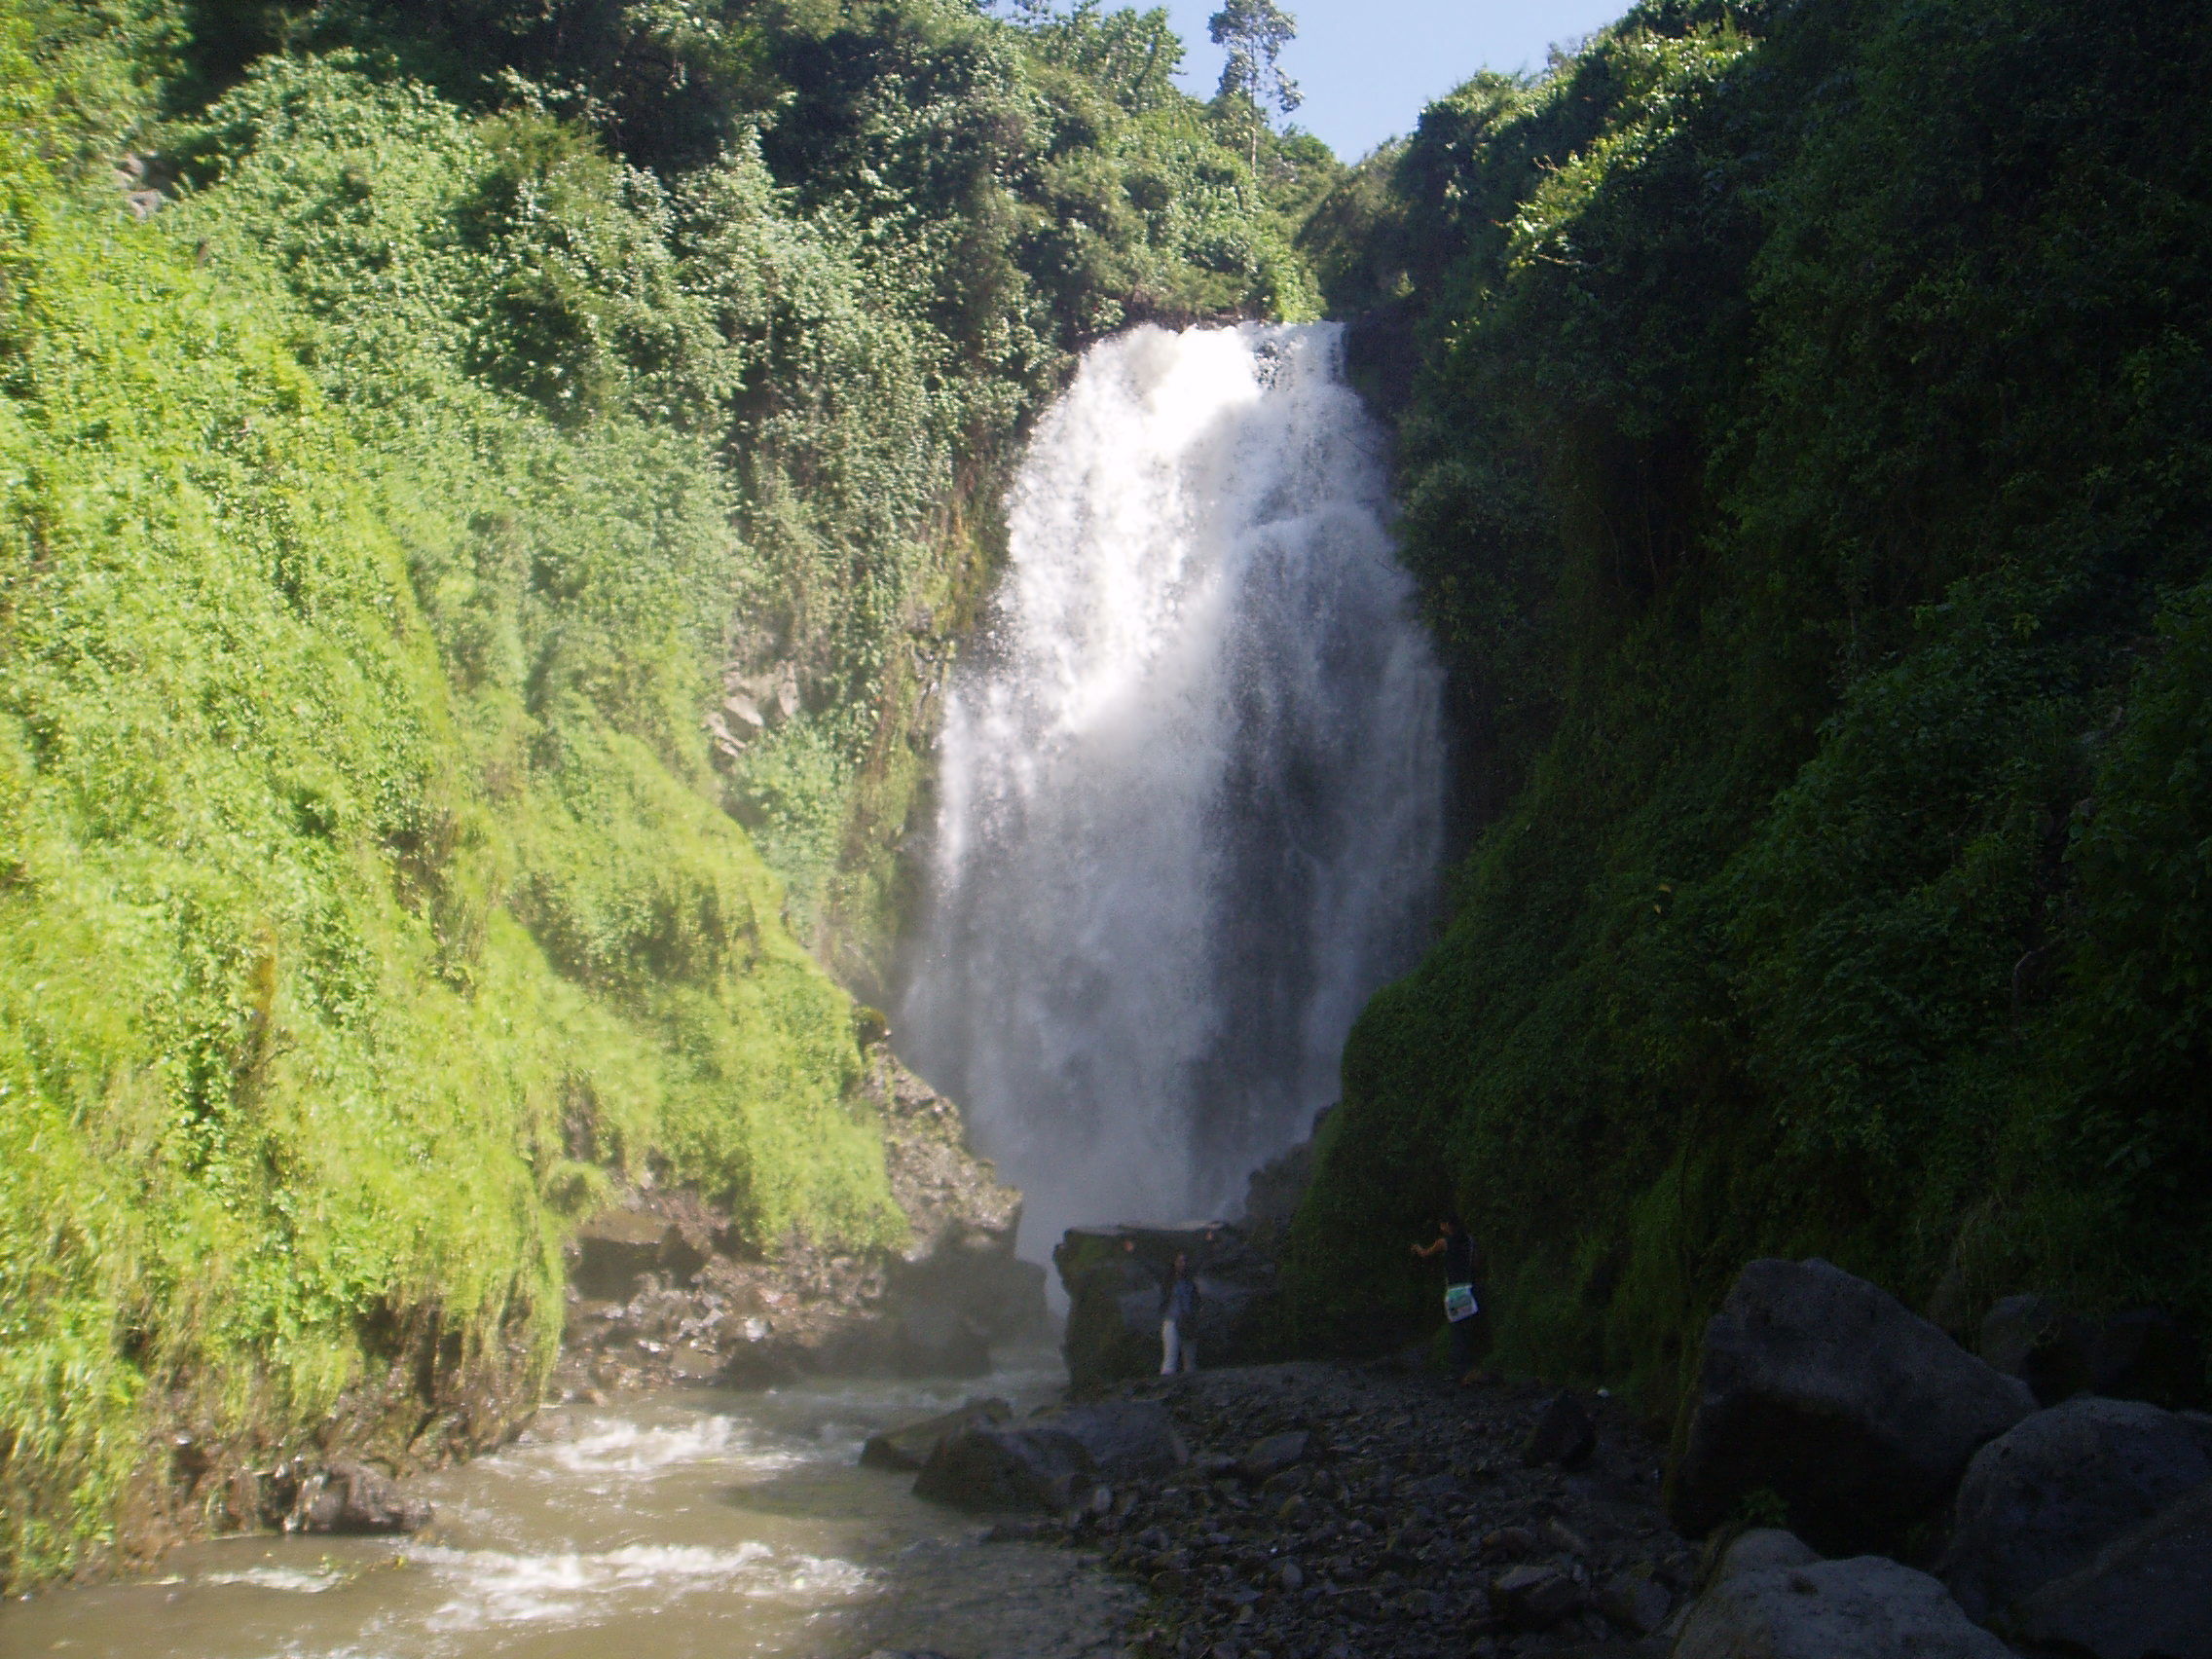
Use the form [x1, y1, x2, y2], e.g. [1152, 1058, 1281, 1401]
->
[1207, 0, 1298, 166]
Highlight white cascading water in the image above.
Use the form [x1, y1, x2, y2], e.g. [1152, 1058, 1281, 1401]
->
[898, 321, 1446, 1252]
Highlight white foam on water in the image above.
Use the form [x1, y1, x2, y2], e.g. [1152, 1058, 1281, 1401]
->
[533, 1414, 804, 1481]
[410, 1541, 871, 1633]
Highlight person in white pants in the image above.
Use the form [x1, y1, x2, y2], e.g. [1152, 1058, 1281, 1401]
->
[1160, 1250, 1199, 1374]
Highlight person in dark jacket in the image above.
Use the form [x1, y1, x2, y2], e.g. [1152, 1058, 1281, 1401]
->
[1161, 1250, 1199, 1374]
[1412, 1213, 1492, 1386]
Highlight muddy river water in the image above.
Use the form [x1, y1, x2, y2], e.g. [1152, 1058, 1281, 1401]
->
[1, 1349, 1135, 1659]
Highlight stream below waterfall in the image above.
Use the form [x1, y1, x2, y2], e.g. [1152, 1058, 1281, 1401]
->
[0, 1349, 1133, 1659]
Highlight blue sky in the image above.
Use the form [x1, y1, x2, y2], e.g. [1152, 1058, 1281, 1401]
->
[1155, 0, 1632, 161]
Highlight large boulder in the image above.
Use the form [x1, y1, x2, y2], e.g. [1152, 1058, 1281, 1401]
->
[2009, 1480, 2212, 1659]
[1979, 1296, 2203, 1408]
[859, 1397, 1011, 1472]
[1980, 1293, 2094, 1406]
[911, 1422, 1098, 1512]
[1942, 1395, 2211, 1623]
[1054, 1224, 1274, 1389]
[1046, 1400, 1189, 1482]
[1671, 1258, 2035, 1553]
[910, 1399, 1186, 1511]
[1674, 1556, 2011, 1659]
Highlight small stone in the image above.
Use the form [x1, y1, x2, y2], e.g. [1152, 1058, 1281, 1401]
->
[1237, 1431, 1310, 1482]
[1542, 1517, 1590, 1557]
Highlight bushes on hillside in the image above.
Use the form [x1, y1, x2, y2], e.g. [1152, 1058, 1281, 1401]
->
[1287, 0, 2212, 1416]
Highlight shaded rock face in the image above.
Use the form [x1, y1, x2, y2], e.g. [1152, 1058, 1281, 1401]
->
[1942, 1395, 2212, 1623]
[571, 1211, 708, 1301]
[1235, 1106, 1329, 1258]
[2009, 1480, 2212, 1659]
[1054, 1223, 1276, 1390]
[1675, 1555, 2014, 1659]
[1980, 1296, 2205, 1409]
[912, 1401, 1187, 1512]
[556, 1048, 1045, 1396]
[1671, 1258, 2035, 1554]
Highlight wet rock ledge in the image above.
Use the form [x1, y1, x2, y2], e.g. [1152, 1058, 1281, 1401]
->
[552, 1046, 1046, 1398]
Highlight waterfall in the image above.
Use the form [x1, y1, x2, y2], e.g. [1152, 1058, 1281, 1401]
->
[898, 321, 1446, 1253]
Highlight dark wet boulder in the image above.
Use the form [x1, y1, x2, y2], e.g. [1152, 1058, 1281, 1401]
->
[912, 1422, 1098, 1511]
[1048, 1400, 1188, 1481]
[1980, 1293, 2093, 1406]
[2009, 1480, 2212, 1659]
[289, 1461, 430, 1534]
[860, 1396, 1011, 1472]
[1942, 1395, 2211, 1623]
[1675, 1556, 2011, 1659]
[1524, 1390, 1597, 1468]
[910, 1399, 1184, 1511]
[1671, 1258, 2034, 1553]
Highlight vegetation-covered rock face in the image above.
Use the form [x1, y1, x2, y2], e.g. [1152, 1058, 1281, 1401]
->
[1286, 0, 2212, 1420]
[0, 0, 1318, 1588]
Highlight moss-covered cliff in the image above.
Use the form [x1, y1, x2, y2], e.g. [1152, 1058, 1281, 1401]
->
[0, 0, 1321, 1587]
[1286, 0, 2212, 1419]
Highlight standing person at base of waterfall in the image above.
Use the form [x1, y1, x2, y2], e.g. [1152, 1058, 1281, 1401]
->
[1161, 1251, 1200, 1375]
[1412, 1213, 1493, 1387]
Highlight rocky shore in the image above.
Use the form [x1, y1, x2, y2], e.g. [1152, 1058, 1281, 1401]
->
[158, 1047, 1044, 1559]
[1018, 1359, 1691, 1659]
[551, 1045, 1048, 1400]
[856, 1253, 2209, 1659]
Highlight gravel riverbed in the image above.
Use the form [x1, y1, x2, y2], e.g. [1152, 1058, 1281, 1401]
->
[982, 1359, 1697, 1659]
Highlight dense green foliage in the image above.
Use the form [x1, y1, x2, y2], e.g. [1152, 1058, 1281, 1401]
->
[1288, 0, 2212, 1419]
[0, 0, 1314, 1586]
